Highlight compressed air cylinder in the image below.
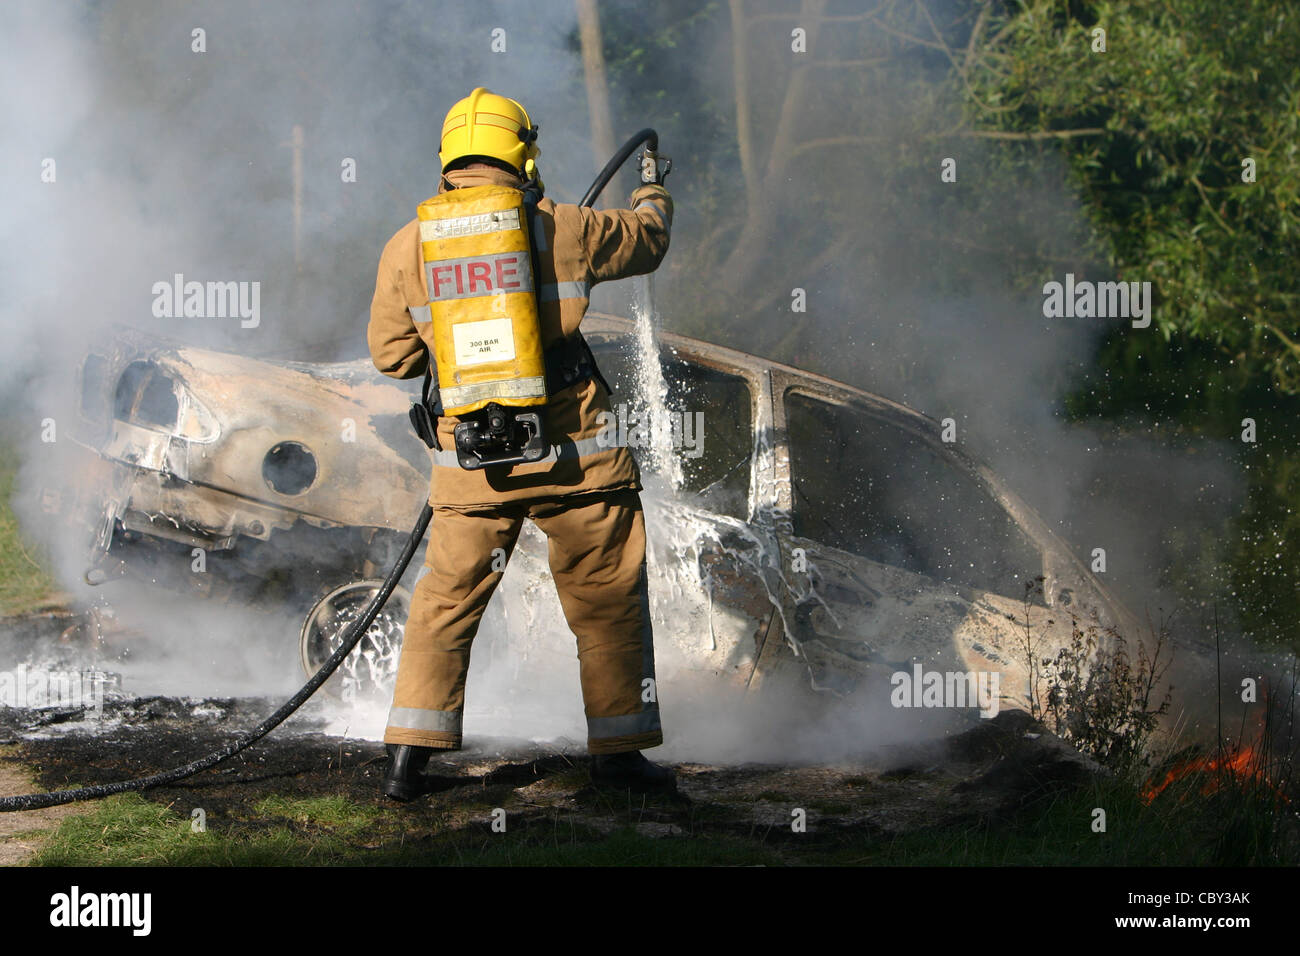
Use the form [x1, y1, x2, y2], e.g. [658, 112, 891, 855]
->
[416, 184, 547, 417]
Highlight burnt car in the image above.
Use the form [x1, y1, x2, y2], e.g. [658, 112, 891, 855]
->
[60, 315, 1144, 724]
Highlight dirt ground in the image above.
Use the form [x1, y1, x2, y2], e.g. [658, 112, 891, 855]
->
[0, 758, 90, 864]
[0, 689, 1105, 864]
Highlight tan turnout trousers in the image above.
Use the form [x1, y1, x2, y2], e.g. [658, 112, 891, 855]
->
[383, 489, 660, 755]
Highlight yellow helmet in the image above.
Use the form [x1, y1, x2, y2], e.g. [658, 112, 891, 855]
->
[439, 87, 539, 174]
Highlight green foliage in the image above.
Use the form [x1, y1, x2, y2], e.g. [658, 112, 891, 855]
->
[965, 1, 1300, 648]
[1043, 618, 1173, 770]
[1064, 311, 1300, 649]
[968, 0, 1300, 392]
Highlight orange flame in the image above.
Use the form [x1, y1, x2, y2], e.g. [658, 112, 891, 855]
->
[1141, 740, 1286, 805]
[1143, 680, 1293, 806]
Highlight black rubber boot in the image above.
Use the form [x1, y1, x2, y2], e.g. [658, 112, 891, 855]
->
[591, 750, 676, 792]
[383, 744, 434, 802]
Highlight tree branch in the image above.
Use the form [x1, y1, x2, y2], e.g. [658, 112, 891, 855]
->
[1252, 317, 1300, 360]
[956, 127, 1106, 140]
[963, 2, 991, 74]
[789, 127, 1105, 160]
[791, 136, 887, 160]
[915, 0, 962, 74]
[811, 58, 890, 68]
[1190, 173, 1237, 237]
[870, 19, 947, 51]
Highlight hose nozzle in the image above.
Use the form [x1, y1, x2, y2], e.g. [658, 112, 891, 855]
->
[639, 146, 658, 184]
[638, 146, 671, 186]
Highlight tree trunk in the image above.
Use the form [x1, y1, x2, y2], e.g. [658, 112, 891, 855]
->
[730, 0, 759, 209]
[575, 0, 616, 209]
[719, 0, 829, 298]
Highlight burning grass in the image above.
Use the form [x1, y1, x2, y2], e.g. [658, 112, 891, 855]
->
[1136, 671, 1299, 865]
[1142, 741, 1288, 806]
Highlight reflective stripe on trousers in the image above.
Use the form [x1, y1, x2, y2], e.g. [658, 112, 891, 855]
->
[387, 706, 463, 736]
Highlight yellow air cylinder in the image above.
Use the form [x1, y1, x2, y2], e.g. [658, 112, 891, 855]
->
[417, 184, 547, 417]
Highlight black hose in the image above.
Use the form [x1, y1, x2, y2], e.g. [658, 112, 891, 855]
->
[579, 128, 657, 208]
[0, 130, 656, 812]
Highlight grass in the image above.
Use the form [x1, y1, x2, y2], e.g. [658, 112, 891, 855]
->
[23, 751, 1298, 867]
[29, 793, 788, 867]
[0, 439, 63, 615]
[254, 793, 386, 837]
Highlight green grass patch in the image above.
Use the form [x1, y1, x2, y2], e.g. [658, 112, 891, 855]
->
[32, 794, 221, 866]
[0, 439, 62, 614]
[30, 793, 786, 866]
[253, 794, 384, 838]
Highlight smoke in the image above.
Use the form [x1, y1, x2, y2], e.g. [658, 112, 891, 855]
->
[0, 1, 1253, 762]
[0, 0, 605, 701]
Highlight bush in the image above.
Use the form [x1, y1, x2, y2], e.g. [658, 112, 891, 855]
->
[1017, 576, 1172, 771]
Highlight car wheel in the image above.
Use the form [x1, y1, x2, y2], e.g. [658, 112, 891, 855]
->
[298, 579, 411, 701]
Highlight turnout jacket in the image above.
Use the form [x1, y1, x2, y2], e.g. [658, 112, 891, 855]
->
[368, 166, 673, 508]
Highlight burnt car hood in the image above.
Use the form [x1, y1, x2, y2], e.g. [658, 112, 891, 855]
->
[77, 327, 429, 539]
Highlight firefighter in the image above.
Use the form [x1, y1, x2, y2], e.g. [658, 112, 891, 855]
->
[368, 88, 674, 800]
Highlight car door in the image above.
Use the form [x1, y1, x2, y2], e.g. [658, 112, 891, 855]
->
[597, 333, 785, 693]
[763, 373, 1070, 717]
